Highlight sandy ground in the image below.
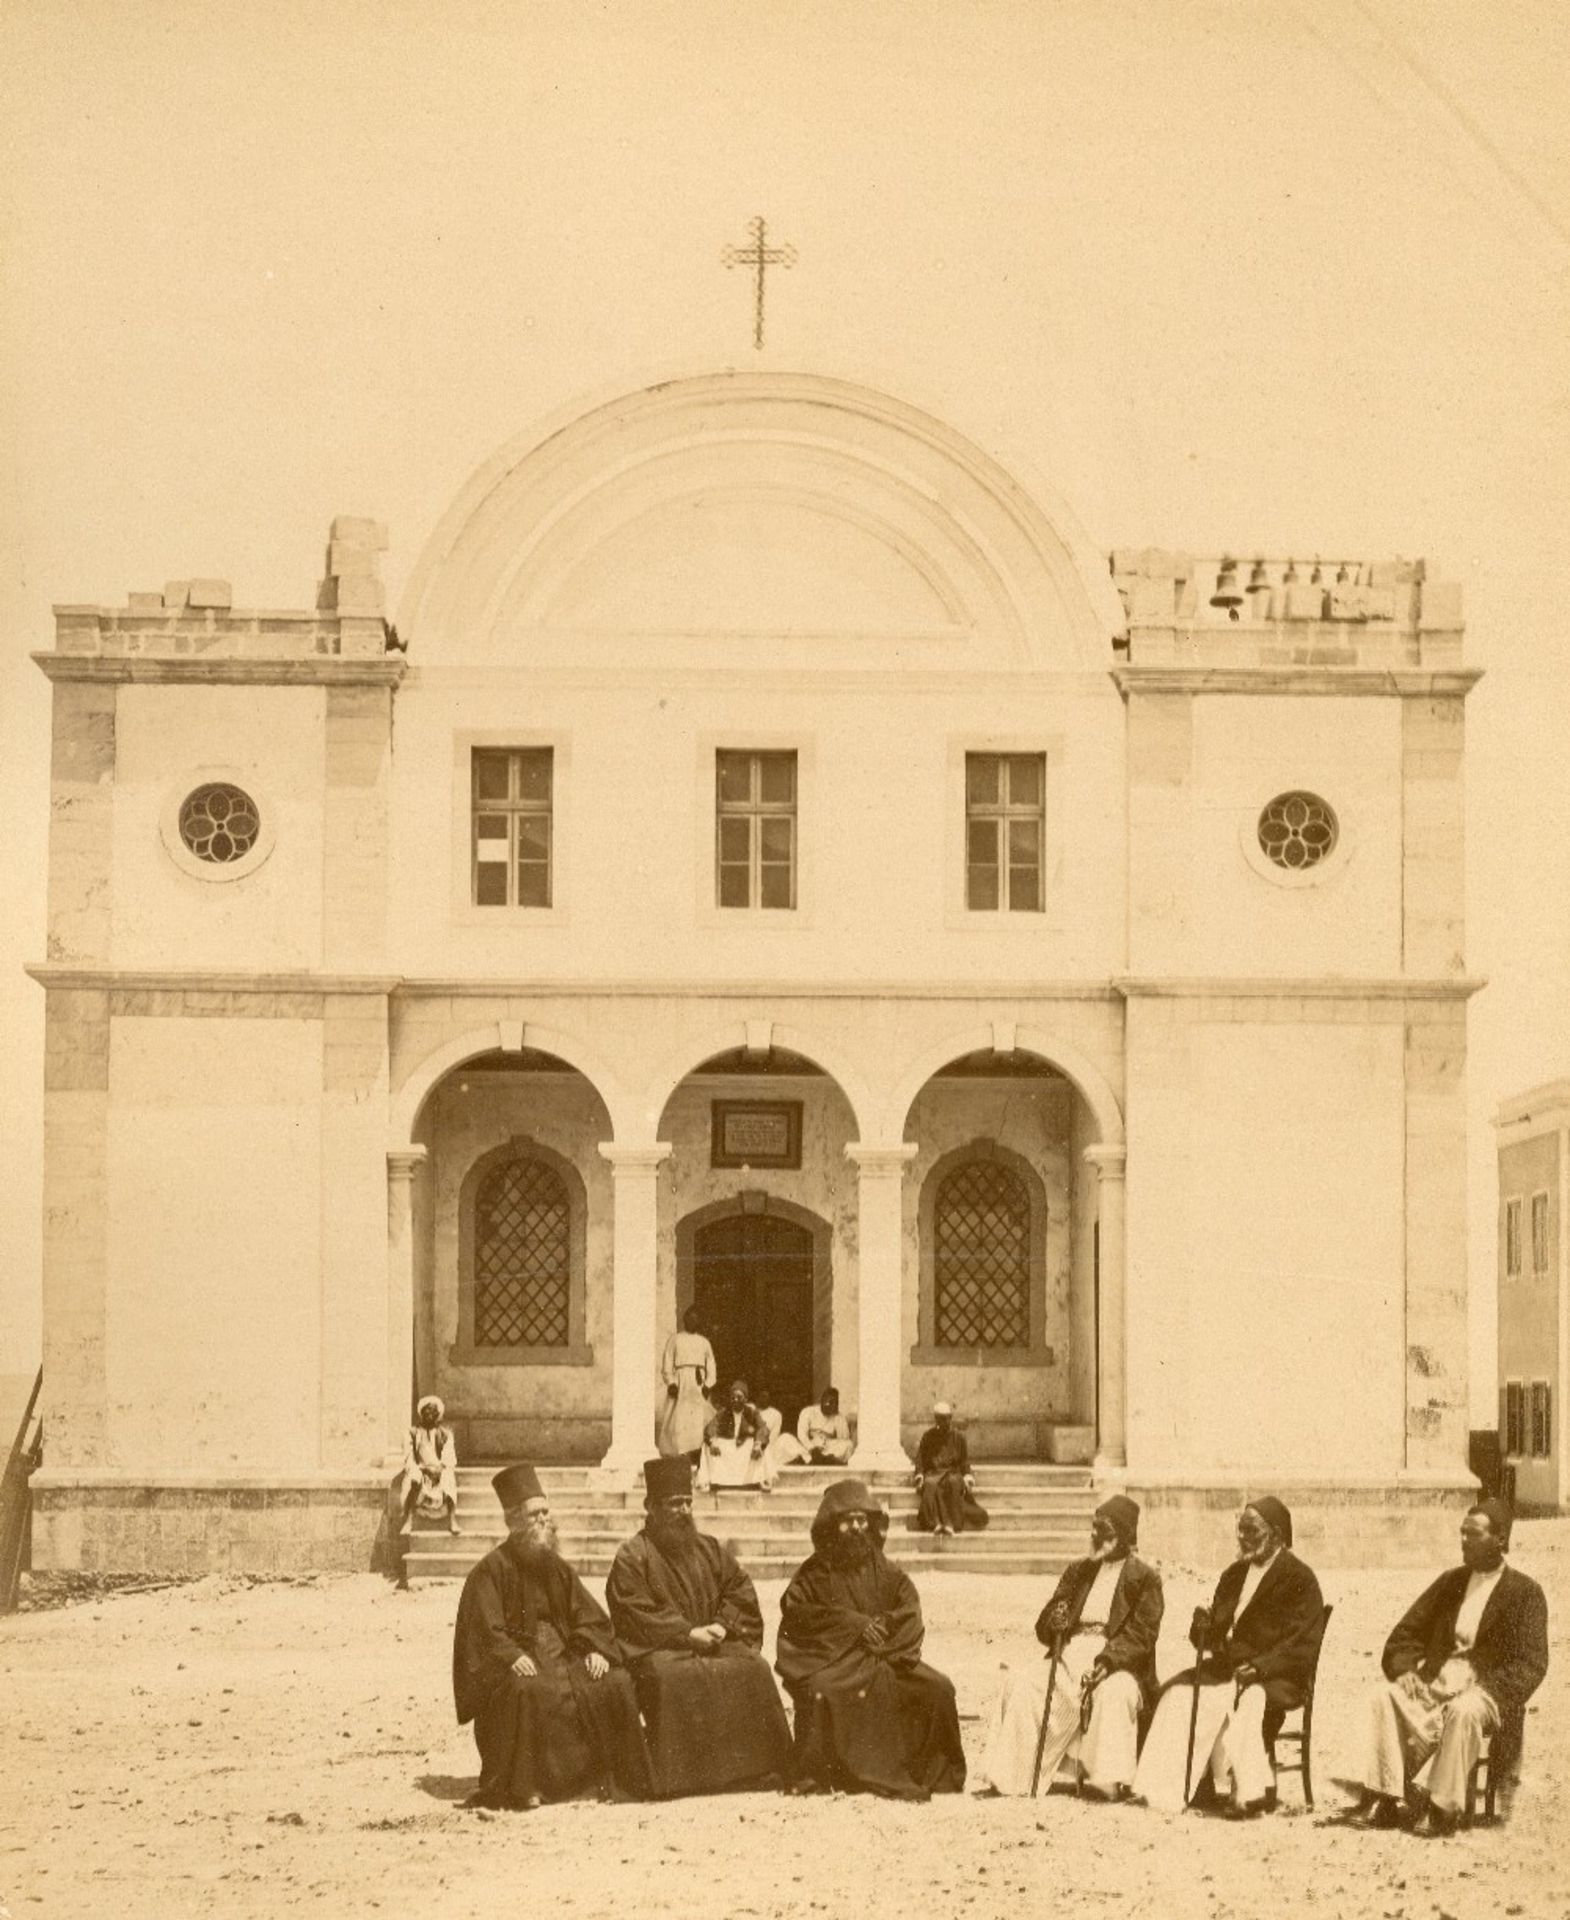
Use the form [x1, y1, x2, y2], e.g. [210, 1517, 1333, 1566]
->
[1, 1521, 1565, 1920]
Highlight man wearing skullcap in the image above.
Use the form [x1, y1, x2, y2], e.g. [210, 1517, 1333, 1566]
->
[776, 1478, 966, 1799]
[1133, 1496, 1325, 1816]
[399, 1395, 458, 1535]
[1344, 1498, 1548, 1836]
[606, 1455, 792, 1796]
[698, 1378, 771, 1489]
[913, 1402, 989, 1536]
[974, 1494, 1162, 1798]
[451, 1464, 650, 1810]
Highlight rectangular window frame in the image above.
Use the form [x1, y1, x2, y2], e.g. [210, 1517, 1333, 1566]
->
[1530, 1380, 1552, 1460]
[1504, 1196, 1523, 1278]
[1530, 1189, 1550, 1275]
[451, 730, 571, 928]
[1503, 1377, 1526, 1458]
[945, 733, 1066, 933]
[964, 751, 1048, 915]
[694, 732, 815, 929]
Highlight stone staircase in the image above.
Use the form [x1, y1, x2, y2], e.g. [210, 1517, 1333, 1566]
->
[403, 1462, 1097, 1583]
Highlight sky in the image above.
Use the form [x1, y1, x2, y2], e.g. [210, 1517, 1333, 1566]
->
[1, 0, 1567, 1418]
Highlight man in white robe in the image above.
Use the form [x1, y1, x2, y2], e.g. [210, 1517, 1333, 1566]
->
[400, 1395, 459, 1534]
[974, 1495, 1162, 1799]
[772, 1388, 854, 1469]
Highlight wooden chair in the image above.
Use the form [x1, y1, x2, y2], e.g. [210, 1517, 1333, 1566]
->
[1268, 1602, 1334, 1809]
[1465, 1710, 1523, 1826]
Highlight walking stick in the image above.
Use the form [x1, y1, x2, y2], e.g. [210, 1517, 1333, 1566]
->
[1030, 1628, 1066, 1798]
[1182, 1613, 1213, 1810]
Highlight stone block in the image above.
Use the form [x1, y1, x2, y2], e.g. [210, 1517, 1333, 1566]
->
[1418, 579, 1463, 629]
[329, 515, 387, 549]
[321, 575, 386, 615]
[186, 579, 233, 610]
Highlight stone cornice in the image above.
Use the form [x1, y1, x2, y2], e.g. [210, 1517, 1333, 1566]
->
[27, 965, 401, 995]
[1115, 974, 1485, 1000]
[33, 653, 407, 687]
[1111, 665, 1482, 698]
[396, 977, 1125, 1002]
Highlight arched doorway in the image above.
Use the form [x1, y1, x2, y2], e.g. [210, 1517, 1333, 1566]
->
[691, 1211, 816, 1434]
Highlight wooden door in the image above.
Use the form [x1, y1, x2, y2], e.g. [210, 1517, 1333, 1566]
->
[692, 1212, 816, 1433]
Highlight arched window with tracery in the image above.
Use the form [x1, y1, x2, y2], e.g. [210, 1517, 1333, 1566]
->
[473, 1155, 571, 1349]
[914, 1141, 1048, 1364]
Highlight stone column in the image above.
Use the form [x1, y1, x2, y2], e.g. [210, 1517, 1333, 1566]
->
[845, 1143, 917, 1473]
[598, 1143, 672, 1475]
[1084, 1144, 1127, 1471]
[385, 1148, 427, 1460]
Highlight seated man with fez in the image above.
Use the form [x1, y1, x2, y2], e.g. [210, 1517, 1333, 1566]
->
[1345, 1496, 1548, 1836]
[606, 1455, 793, 1797]
[451, 1463, 651, 1810]
[975, 1494, 1162, 1799]
[776, 1478, 966, 1800]
[1133, 1496, 1324, 1817]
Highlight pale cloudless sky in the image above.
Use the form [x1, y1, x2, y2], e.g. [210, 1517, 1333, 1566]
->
[2, 0, 1566, 1418]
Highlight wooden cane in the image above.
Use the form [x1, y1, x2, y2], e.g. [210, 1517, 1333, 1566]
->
[1030, 1628, 1066, 1798]
[1182, 1614, 1212, 1810]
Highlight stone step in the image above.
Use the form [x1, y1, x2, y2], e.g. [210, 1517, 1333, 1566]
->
[453, 1463, 1094, 1487]
[447, 1487, 1095, 1516]
[404, 1544, 1081, 1582]
[438, 1505, 1091, 1536]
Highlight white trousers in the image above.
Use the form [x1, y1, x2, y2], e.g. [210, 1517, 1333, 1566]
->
[1361, 1675, 1499, 1816]
[1133, 1681, 1274, 1812]
[698, 1435, 772, 1488]
[974, 1634, 1143, 1796]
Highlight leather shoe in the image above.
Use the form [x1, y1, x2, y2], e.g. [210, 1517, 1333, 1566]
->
[1343, 1795, 1404, 1830]
[1225, 1796, 1270, 1820]
[1412, 1804, 1457, 1839]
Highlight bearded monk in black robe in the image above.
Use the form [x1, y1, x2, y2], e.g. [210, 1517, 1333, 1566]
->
[452, 1463, 651, 1810]
[605, 1454, 792, 1797]
[776, 1478, 966, 1800]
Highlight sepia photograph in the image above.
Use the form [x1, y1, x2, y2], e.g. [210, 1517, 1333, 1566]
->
[0, 3, 1565, 1915]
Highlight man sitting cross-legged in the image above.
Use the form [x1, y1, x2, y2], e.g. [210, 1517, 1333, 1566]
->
[1343, 1497, 1548, 1837]
[451, 1463, 651, 1811]
[776, 1478, 966, 1800]
[1133, 1496, 1324, 1818]
[606, 1454, 793, 1797]
[772, 1387, 854, 1469]
[974, 1494, 1162, 1800]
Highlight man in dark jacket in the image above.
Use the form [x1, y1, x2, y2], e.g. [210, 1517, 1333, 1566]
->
[913, 1402, 989, 1535]
[1345, 1497, 1548, 1836]
[974, 1493, 1163, 1798]
[605, 1454, 792, 1796]
[1133, 1496, 1325, 1815]
[451, 1463, 651, 1810]
[776, 1478, 966, 1799]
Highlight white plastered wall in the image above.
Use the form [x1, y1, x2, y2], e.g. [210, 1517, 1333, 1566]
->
[104, 1016, 323, 1469]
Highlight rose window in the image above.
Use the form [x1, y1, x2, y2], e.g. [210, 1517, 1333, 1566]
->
[1257, 792, 1337, 872]
[178, 783, 261, 864]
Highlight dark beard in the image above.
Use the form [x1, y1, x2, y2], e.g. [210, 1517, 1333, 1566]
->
[647, 1511, 699, 1553]
[826, 1532, 875, 1570]
[511, 1526, 559, 1565]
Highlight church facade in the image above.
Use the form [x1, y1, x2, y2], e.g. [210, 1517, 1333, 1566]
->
[29, 372, 1480, 1572]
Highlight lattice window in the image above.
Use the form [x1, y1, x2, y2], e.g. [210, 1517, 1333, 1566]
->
[473, 1158, 571, 1348]
[1257, 791, 1337, 872]
[933, 1159, 1031, 1348]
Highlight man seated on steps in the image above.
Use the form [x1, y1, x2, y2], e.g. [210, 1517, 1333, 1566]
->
[773, 1387, 854, 1469]
[698, 1378, 772, 1490]
[912, 1402, 988, 1536]
[399, 1395, 459, 1535]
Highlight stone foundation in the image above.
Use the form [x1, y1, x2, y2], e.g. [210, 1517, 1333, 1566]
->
[30, 1473, 395, 1577]
[1117, 1474, 1478, 1569]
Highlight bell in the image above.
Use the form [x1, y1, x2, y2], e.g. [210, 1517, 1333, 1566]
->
[1310, 559, 1323, 584]
[1210, 556, 1243, 615]
[1335, 561, 1350, 584]
[1283, 559, 1298, 584]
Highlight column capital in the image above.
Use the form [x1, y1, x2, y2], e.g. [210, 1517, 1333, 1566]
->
[386, 1145, 428, 1182]
[846, 1142, 919, 1176]
[598, 1141, 673, 1174]
[1082, 1143, 1127, 1181]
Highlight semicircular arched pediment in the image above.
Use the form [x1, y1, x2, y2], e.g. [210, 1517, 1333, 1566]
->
[400, 372, 1120, 673]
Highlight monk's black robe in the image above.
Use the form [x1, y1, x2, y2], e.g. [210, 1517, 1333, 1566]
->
[914, 1426, 989, 1534]
[452, 1540, 651, 1807]
[606, 1528, 792, 1797]
[776, 1545, 966, 1800]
